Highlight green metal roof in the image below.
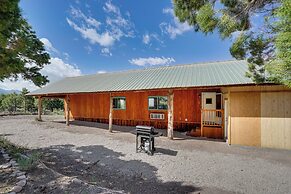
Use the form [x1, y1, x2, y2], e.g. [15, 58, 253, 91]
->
[29, 60, 254, 95]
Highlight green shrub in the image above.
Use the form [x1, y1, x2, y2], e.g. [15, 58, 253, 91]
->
[0, 136, 26, 157]
[17, 152, 41, 171]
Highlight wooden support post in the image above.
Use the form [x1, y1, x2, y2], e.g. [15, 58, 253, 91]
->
[66, 95, 70, 126]
[167, 90, 174, 139]
[201, 93, 203, 137]
[201, 110, 203, 137]
[109, 94, 113, 132]
[228, 91, 231, 145]
[37, 96, 42, 121]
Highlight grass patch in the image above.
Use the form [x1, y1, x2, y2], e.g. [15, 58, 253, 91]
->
[0, 136, 41, 170]
[17, 152, 41, 171]
[0, 136, 26, 157]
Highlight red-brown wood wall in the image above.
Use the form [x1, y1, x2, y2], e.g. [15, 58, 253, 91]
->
[66, 88, 218, 131]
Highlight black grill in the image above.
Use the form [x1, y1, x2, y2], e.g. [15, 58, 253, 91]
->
[136, 125, 160, 155]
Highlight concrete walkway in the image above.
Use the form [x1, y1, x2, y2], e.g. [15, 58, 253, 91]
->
[1, 115, 291, 194]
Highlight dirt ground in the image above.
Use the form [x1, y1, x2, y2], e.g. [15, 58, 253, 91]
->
[1, 115, 291, 194]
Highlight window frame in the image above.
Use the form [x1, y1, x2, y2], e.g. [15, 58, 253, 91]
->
[148, 96, 168, 110]
[206, 98, 213, 105]
[112, 97, 126, 110]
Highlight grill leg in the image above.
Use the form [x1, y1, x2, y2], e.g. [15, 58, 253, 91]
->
[136, 134, 138, 153]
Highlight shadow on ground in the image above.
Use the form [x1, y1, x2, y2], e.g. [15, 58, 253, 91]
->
[23, 144, 198, 194]
[53, 119, 224, 142]
[54, 120, 136, 134]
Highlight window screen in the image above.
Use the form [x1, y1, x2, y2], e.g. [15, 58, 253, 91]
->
[206, 98, 212, 104]
[148, 96, 168, 110]
[113, 97, 126, 109]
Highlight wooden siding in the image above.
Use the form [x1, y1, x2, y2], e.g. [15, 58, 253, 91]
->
[261, 92, 291, 149]
[230, 92, 261, 147]
[66, 89, 211, 131]
[227, 86, 291, 150]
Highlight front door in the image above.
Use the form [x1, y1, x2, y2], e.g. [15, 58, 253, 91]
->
[202, 92, 216, 110]
[202, 92, 217, 124]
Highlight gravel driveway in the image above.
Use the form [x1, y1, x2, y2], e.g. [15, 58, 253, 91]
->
[1, 115, 291, 194]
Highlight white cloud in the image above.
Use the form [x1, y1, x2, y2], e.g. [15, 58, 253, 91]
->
[231, 31, 244, 39]
[142, 33, 163, 46]
[143, 34, 150, 44]
[40, 38, 59, 53]
[67, 3, 134, 49]
[63, 52, 70, 60]
[129, 57, 175, 66]
[0, 78, 38, 92]
[103, 0, 120, 15]
[97, 70, 107, 74]
[101, 48, 112, 56]
[41, 38, 71, 61]
[0, 58, 81, 91]
[0, 38, 81, 92]
[41, 57, 81, 83]
[103, 0, 135, 40]
[85, 45, 93, 54]
[162, 8, 173, 14]
[160, 8, 192, 39]
[70, 6, 101, 29]
[67, 18, 115, 47]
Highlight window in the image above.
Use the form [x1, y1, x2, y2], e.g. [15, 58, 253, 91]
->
[113, 97, 126, 110]
[150, 113, 165, 119]
[148, 96, 168, 110]
[206, 98, 212, 104]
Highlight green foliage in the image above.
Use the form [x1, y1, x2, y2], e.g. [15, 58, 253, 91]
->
[173, 0, 291, 87]
[43, 98, 64, 112]
[0, 94, 5, 111]
[0, 136, 40, 171]
[245, 36, 269, 83]
[21, 88, 36, 113]
[196, 3, 217, 33]
[0, 136, 26, 157]
[267, 0, 291, 87]
[230, 34, 247, 59]
[17, 152, 41, 171]
[218, 12, 239, 39]
[0, 88, 63, 114]
[52, 108, 65, 115]
[174, 0, 206, 29]
[1, 92, 23, 113]
[0, 0, 50, 87]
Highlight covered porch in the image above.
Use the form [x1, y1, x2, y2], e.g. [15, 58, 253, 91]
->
[35, 89, 226, 141]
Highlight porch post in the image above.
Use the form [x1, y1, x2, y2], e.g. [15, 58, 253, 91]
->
[66, 95, 70, 126]
[228, 91, 231, 145]
[37, 96, 42, 121]
[109, 94, 113, 132]
[201, 110, 203, 137]
[167, 90, 174, 139]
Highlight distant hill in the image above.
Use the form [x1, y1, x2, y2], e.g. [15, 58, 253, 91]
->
[0, 88, 20, 94]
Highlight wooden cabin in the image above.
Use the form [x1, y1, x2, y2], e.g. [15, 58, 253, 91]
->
[29, 60, 291, 150]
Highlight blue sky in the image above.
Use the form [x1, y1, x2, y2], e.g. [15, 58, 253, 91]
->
[1, 0, 235, 91]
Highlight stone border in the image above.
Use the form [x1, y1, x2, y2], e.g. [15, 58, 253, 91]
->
[0, 149, 27, 193]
